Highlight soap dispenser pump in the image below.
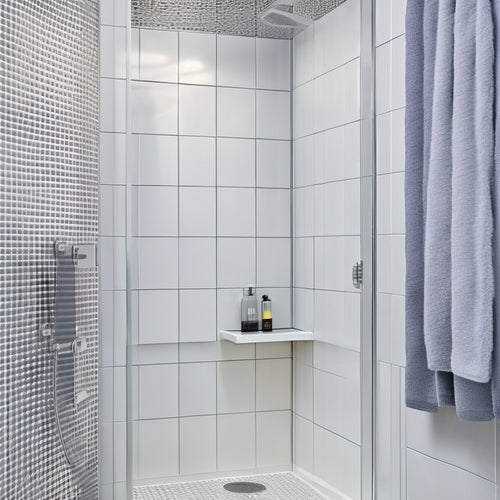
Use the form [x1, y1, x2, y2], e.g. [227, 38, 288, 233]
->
[241, 286, 258, 332]
[261, 295, 273, 331]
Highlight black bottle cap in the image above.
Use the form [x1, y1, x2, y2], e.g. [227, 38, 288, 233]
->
[262, 295, 270, 301]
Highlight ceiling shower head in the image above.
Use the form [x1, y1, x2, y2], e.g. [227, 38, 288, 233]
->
[258, 0, 313, 32]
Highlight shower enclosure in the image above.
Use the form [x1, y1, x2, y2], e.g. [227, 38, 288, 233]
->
[0, 1, 100, 498]
[98, 0, 375, 498]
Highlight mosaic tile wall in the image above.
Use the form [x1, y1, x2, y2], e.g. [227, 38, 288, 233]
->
[0, 1, 100, 499]
[131, 0, 348, 38]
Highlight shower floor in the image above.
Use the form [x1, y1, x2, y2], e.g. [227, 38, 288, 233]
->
[133, 472, 327, 499]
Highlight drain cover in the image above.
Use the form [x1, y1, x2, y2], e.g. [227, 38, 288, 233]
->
[223, 482, 267, 494]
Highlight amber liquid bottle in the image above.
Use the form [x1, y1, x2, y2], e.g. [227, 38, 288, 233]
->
[261, 295, 273, 332]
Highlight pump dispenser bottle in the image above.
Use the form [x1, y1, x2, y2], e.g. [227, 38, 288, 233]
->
[241, 286, 258, 332]
[261, 295, 272, 331]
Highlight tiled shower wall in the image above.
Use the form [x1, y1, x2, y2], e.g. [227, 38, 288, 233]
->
[98, 0, 297, 493]
[291, 1, 362, 499]
[375, 0, 500, 499]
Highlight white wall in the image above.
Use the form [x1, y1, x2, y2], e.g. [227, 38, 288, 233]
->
[375, 1, 499, 499]
[291, 1, 362, 499]
[99, 2, 297, 493]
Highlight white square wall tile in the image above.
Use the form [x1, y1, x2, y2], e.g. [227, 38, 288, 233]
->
[314, 180, 360, 236]
[313, 0, 360, 77]
[256, 359, 291, 411]
[179, 238, 216, 288]
[217, 188, 255, 237]
[376, 36, 406, 115]
[294, 237, 313, 289]
[217, 88, 255, 138]
[100, 26, 127, 79]
[293, 82, 314, 139]
[138, 419, 178, 479]
[180, 362, 216, 416]
[377, 235, 405, 295]
[256, 140, 290, 188]
[293, 288, 314, 332]
[314, 236, 360, 291]
[180, 416, 217, 475]
[314, 367, 361, 444]
[217, 360, 255, 413]
[100, 237, 126, 291]
[293, 356, 313, 419]
[314, 122, 361, 184]
[217, 35, 256, 88]
[294, 186, 314, 238]
[100, 79, 126, 133]
[256, 411, 292, 467]
[256, 342, 291, 359]
[217, 288, 243, 331]
[131, 29, 140, 80]
[294, 415, 314, 474]
[294, 135, 314, 188]
[293, 25, 314, 88]
[100, 185, 126, 237]
[179, 136, 216, 186]
[134, 186, 178, 237]
[217, 138, 255, 187]
[131, 81, 177, 135]
[314, 425, 361, 500]
[406, 449, 495, 500]
[377, 172, 405, 235]
[217, 238, 256, 288]
[179, 32, 216, 85]
[256, 38, 291, 91]
[179, 85, 216, 136]
[314, 290, 361, 351]
[257, 238, 291, 288]
[137, 238, 178, 289]
[376, 108, 405, 175]
[100, 132, 126, 185]
[139, 290, 178, 344]
[179, 187, 216, 236]
[140, 29, 178, 83]
[314, 60, 360, 133]
[139, 364, 178, 419]
[376, 0, 406, 47]
[132, 135, 178, 186]
[217, 413, 256, 471]
[257, 90, 291, 140]
[257, 189, 290, 237]
[180, 289, 217, 343]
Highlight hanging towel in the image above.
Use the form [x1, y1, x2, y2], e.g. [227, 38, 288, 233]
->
[491, 0, 500, 417]
[450, 0, 495, 383]
[405, 0, 440, 412]
[423, 0, 455, 372]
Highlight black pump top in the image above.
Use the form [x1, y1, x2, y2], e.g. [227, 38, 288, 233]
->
[262, 295, 270, 301]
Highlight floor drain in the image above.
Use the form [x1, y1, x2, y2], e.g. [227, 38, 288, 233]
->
[223, 482, 267, 494]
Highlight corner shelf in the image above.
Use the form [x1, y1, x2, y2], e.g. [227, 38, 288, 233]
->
[220, 328, 313, 344]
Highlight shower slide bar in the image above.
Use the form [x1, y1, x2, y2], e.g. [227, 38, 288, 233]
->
[40, 240, 97, 466]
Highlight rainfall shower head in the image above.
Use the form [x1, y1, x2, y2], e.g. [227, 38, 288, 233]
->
[258, 0, 313, 32]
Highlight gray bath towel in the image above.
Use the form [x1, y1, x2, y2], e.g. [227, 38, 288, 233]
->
[450, 0, 495, 383]
[405, 0, 439, 412]
[491, 0, 500, 417]
[423, 0, 455, 372]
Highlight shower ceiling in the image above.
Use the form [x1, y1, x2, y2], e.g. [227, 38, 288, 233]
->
[131, 0, 348, 38]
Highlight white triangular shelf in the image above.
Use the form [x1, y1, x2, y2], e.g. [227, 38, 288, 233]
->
[220, 328, 313, 344]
